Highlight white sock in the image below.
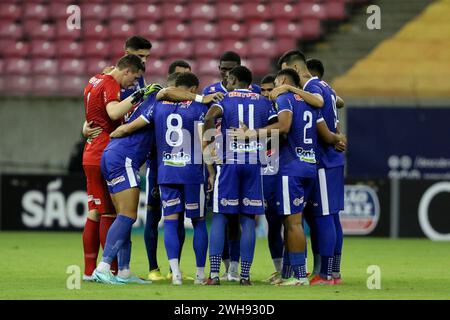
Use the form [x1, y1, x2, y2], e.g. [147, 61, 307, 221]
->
[118, 269, 130, 279]
[169, 259, 181, 278]
[211, 272, 220, 279]
[229, 261, 239, 273]
[273, 258, 283, 274]
[196, 267, 205, 279]
[223, 259, 230, 272]
[97, 261, 110, 273]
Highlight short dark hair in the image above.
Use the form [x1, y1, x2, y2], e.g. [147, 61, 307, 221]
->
[116, 54, 145, 73]
[306, 58, 325, 79]
[125, 36, 152, 51]
[276, 68, 300, 87]
[229, 66, 252, 86]
[175, 72, 199, 88]
[261, 74, 276, 85]
[278, 50, 306, 68]
[220, 51, 241, 65]
[168, 60, 192, 75]
[167, 72, 181, 86]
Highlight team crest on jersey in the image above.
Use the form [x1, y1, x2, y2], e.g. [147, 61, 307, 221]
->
[295, 147, 316, 164]
[163, 151, 191, 167]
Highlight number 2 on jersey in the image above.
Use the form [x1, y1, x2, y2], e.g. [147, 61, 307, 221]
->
[303, 111, 313, 144]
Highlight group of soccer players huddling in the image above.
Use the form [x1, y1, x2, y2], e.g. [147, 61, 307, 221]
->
[81, 35, 346, 287]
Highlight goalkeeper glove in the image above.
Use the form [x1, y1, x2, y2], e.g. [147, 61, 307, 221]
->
[130, 83, 163, 104]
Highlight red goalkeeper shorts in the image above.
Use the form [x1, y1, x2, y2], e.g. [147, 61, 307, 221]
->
[83, 165, 116, 214]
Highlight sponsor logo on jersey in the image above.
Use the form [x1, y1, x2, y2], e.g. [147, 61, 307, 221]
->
[230, 141, 263, 153]
[185, 203, 199, 210]
[220, 198, 238, 206]
[295, 147, 316, 164]
[106, 175, 125, 187]
[341, 185, 380, 235]
[163, 151, 191, 167]
[162, 198, 181, 208]
[243, 198, 263, 207]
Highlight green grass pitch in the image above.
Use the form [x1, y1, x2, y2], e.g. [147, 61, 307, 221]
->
[0, 231, 449, 300]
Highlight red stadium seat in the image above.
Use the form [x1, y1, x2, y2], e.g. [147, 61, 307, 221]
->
[49, 3, 72, 19]
[197, 58, 219, 77]
[23, 21, 56, 40]
[147, 59, 169, 77]
[217, 21, 248, 40]
[109, 39, 127, 60]
[83, 40, 109, 58]
[31, 40, 56, 58]
[1, 40, 30, 59]
[56, 40, 84, 59]
[148, 40, 167, 60]
[162, 3, 189, 20]
[110, 3, 135, 20]
[5, 58, 31, 75]
[109, 20, 136, 40]
[248, 58, 270, 76]
[60, 59, 86, 75]
[32, 58, 59, 75]
[216, 3, 244, 21]
[248, 39, 276, 58]
[86, 58, 111, 75]
[32, 75, 60, 96]
[163, 20, 191, 39]
[0, 3, 22, 20]
[135, 3, 162, 20]
[189, 3, 217, 21]
[80, 3, 108, 20]
[301, 18, 322, 40]
[221, 40, 249, 58]
[59, 75, 86, 96]
[55, 19, 82, 40]
[191, 21, 218, 40]
[275, 37, 298, 56]
[136, 20, 163, 40]
[274, 20, 303, 38]
[324, 0, 347, 21]
[270, 2, 298, 20]
[194, 40, 221, 58]
[83, 20, 110, 40]
[248, 21, 274, 39]
[166, 40, 194, 59]
[0, 20, 23, 40]
[298, 3, 327, 20]
[242, 2, 271, 21]
[24, 3, 49, 20]
[4, 75, 33, 94]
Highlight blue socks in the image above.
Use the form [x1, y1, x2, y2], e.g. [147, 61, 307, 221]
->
[316, 215, 337, 279]
[281, 250, 292, 279]
[209, 213, 227, 276]
[117, 229, 132, 271]
[240, 214, 256, 280]
[289, 252, 307, 279]
[102, 214, 135, 264]
[192, 219, 208, 268]
[144, 206, 161, 271]
[164, 219, 180, 260]
[178, 214, 186, 262]
[333, 214, 343, 274]
[266, 211, 283, 260]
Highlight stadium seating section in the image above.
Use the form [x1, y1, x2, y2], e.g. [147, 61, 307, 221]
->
[0, 0, 367, 96]
[333, 0, 450, 98]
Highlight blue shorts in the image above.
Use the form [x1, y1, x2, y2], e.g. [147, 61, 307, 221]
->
[145, 159, 160, 208]
[276, 175, 315, 216]
[213, 164, 264, 215]
[101, 150, 141, 194]
[310, 166, 344, 216]
[263, 174, 278, 214]
[159, 184, 205, 219]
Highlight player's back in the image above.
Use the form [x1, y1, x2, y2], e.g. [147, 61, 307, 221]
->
[152, 100, 207, 184]
[105, 94, 156, 168]
[202, 82, 262, 95]
[83, 74, 121, 166]
[276, 92, 320, 178]
[216, 89, 276, 164]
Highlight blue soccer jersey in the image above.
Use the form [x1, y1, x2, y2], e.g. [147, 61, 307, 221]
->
[303, 77, 344, 168]
[151, 100, 208, 185]
[202, 81, 261, 95]
[120, 75, 146, 100]
[212, 89, 277, 164]
[276, 92, 322, 178]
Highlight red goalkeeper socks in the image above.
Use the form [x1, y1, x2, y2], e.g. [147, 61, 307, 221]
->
[82, 218, 100, 276]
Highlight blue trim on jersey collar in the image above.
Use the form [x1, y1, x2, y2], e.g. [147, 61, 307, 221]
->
[303, 76, 319, 89]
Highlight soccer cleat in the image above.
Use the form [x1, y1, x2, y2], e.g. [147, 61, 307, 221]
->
[227, 271, 240, 282]
[92, 269, 124, 285]
[204, 277, 220, 285]
[219, 271, 229, 281]
[172, 274, 182, 286]
[167, 270, 194, 281]
[309, 274, 334, 286]
[148, 268, 165, 281]
[194, 277, 207, 285]
[240, 278, 252, 286]
[333, 274, 343, 285]
[262, 272, 280, 284]
[82, 274, 94, 282]
[117, 274, 151, 285]
[278, 277, 310, 286]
